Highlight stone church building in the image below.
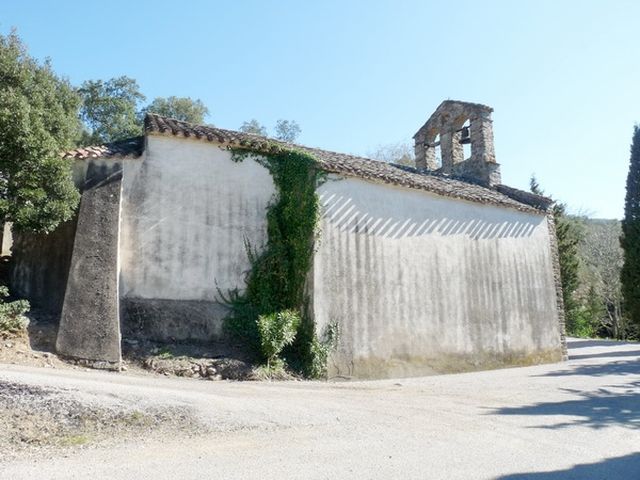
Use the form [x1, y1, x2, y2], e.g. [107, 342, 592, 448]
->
[9, 100, 567, 378]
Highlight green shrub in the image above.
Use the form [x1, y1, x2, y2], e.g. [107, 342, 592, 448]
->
[222, 145, 332, 377]
[568, 285, 605, 338]
[570, 308, 598, 338]
[256, 310, 300, 368]
[251, 361, 292, 381]
[0, 286, 29, 334]
[306, 321, 340, 379]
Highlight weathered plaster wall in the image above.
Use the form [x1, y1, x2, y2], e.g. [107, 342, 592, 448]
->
[10, 217, 78, 315]
[9, 159, 86, 315]
[312, 176, 562, 379]
[119, 135, 276, 341]
[56, 160, 123, 365]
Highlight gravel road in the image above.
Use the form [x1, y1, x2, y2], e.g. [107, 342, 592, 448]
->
[1, 338, 639, 479]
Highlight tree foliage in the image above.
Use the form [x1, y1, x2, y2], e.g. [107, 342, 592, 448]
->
[532, 175, 629, 339]
[143, 96, 209, 124]
[239, 119, 268, 136]
[621, 125, 640, 329]
[238, 119, 302, 142]
[0, 285, 29, 334]
[576, 218, 625, 338]
[78, 76, 145, 145]
[222, 146, 335, 377]
[530, 176, 583, 334]
[368, 141, 415, 167]
[0, 30, 80, 233]
[274, 119, 301, 142]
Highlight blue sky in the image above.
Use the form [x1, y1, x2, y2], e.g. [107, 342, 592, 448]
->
[3, 0, 638, 218]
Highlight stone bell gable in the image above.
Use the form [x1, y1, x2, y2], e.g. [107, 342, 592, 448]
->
[413, 100, 501, 187]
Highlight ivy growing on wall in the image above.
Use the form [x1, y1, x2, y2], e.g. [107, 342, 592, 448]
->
[221, 144, 334, 377]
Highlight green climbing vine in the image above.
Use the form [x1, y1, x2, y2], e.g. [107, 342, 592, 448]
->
[221, 143, 335, 378]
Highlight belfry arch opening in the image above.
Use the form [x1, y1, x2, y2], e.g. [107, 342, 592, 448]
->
[412, 100, 501, 186]
[460, 118, 471, 161]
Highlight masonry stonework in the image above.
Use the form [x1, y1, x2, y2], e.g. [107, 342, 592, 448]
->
[414, 100, 500, 187]
[546, 214, 569, 360]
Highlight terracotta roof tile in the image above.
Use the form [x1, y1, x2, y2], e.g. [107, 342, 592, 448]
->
[62, 136, 144, 160]
[64, 115, 552, 213]
[144, 114, 552, 213]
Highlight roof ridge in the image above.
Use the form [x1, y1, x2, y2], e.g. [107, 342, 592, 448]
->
[144, 112, 276, 141]
[62, 136, 144, 160]
[144, 113, 395, 165]
[67, 114, 552, 213]
[142, 113, 552, 213]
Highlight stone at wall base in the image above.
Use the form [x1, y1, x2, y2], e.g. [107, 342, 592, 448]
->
[329, 347, 565, 380]
[121, 298, 228, 343]
[63, 356, 122, 371]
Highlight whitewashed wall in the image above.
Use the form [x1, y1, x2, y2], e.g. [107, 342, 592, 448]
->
[312, 175, 562, 378]
[119, 136, 275, 302]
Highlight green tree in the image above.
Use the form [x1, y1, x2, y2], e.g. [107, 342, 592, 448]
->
[239, 119, 268, 136]
[530, 176, 583, 334]
[572, 284, 605, 338]
[621, 126, 640, 329]
[78, 76, 145, 145]
[577, 218, 626, 338]
[368, 141, 415, 167]
[238, 119, 302, 142]
[0, 30, 80, 233]
[274, 119, 301, 142]
[143, 96, 209, 124]
[256, 310, 300, 369]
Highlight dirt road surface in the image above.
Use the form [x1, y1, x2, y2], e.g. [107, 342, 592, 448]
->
[1, 338, 639, 479]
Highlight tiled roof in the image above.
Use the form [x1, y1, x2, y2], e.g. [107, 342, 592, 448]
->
[144, 114, 552, 213]
[62, 136, 144, 160]
[64, 115, 551, 213]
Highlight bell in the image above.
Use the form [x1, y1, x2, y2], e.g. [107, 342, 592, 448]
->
[459, 126, 471, 144]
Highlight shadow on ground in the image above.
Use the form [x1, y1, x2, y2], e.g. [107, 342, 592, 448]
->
[492, 357, 640, 430]
[535, 358, 640, 378]
[566, 339, 638, 350]
[495, 453, 640, 479]
[491, 380, 640, 429]
[569, 349, 640, 360]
